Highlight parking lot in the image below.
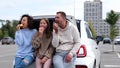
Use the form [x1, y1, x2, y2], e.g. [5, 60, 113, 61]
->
[99, 42, 120, 68]
[1, 42, 120, 68]
[0, 44, 17, 68]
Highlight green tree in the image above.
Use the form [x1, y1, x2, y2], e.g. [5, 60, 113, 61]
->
[1, 20, 11, 37]
[11, 20, 19, 38]
[0, 19, 5, 39]
[88, 21, 96, 39]
[105, 10, 119, 51]
[0, 20, 18, 39]
[105, 10, 119, 40]
[0, 29, 3, 39]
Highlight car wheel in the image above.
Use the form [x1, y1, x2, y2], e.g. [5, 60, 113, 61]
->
[99, 63, 101, 68]
[13, 42, 15, 44]
[93, 60, 96, 68]
[7, 43, 10, 45]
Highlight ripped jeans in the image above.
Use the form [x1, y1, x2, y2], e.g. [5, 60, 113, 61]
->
[14, 55, 34, 68]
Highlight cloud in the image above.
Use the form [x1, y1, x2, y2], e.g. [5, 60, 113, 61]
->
[0, 0, 75, 20]
[0, 0, 120, 20]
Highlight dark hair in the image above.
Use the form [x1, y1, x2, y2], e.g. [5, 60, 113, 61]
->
[19, 14, 34, 30]
[56, 11, 66, 19]
[40, 18, 52, 38]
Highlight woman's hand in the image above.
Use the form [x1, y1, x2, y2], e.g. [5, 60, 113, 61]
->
[16, 24, 23, 31]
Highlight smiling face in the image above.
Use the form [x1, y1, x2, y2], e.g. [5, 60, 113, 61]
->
[39, 19, 48, 30]
[21, 17, 28, 28]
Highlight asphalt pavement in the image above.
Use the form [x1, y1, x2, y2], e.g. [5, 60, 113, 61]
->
[99, 42, 120, 68]
[0, 44, 17, 68]
[1, 42, 120, 68]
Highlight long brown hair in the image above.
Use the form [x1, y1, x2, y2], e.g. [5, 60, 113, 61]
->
[40, 18, 52, 38]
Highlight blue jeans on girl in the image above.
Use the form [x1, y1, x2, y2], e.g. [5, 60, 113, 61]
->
[14, 55, 34, 68]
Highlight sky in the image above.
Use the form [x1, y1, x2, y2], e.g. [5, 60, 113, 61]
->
[0, 0, 120, 20]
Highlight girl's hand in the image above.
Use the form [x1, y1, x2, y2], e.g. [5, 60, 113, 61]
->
[41, 57, 48, 64]
[39, 27, 45, 37]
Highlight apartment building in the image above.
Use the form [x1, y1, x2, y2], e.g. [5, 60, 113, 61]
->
[84, 0, 102, 36]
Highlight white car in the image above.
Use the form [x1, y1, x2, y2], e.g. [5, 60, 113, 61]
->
[113, 36, 120, 45]
[25, 15, 101, 68]
[74, 20, 101, 68]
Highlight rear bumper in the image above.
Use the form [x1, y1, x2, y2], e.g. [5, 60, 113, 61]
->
[114, 41, 120, 44]
[74, 56, 95, 68]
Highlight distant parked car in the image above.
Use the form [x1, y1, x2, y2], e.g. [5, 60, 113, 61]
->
[96, 36, 103, 41]
[1, 37, 15, 45]
[113, 36, 120, 45]
[103, 37, 111, 44]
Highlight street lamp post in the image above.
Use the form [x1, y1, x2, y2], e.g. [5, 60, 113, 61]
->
[73, 0, 75, 17]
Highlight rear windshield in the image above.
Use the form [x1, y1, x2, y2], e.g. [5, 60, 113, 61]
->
[33, 18, 54, 31]
[33, 18, 81, 33]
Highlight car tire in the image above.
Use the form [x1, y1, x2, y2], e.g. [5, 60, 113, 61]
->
[7, 43, 10, 45]
[99, 63, 101, 68]
[93, 60, 96, 68]
[2, 43, 4, 45]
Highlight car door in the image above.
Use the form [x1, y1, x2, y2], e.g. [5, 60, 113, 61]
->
[85, 23, 101, 67]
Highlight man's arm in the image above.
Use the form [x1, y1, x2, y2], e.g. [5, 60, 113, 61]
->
[65, 25, 81, 63]
[52, 30, 60, 48]
[70, 26, 81, 55]
[52, 23, 60, 48]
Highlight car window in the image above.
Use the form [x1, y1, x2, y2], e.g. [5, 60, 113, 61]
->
[85, 23, 93, 39]
[33, 18, 54, 31]
[115, 36, 120, 39]
[33, 18, 81, 34]
[76, 19, 81, 32]
[76, 19, 81, 37]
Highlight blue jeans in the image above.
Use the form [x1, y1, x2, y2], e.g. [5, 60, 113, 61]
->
[14, 56, 34, 68]
[53, 52, 75, 68]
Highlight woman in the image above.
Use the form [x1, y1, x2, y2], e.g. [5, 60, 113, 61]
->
[32, 18, 55, 68]
[14, 14, 37, 68]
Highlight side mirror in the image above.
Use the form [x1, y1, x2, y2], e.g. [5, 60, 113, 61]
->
[96, 40, 100, 45]
[96, 36, 103, 45]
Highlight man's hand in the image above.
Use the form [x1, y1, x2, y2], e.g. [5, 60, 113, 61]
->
[65, 53, 73, 63]
[53, 23, 58, 34]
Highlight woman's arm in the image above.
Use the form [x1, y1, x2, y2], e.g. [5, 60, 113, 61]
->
[14, 31, 24, 46]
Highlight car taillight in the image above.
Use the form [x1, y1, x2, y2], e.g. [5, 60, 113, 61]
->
[76, 45, 87, 58]
[76, 65, 87, 68]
